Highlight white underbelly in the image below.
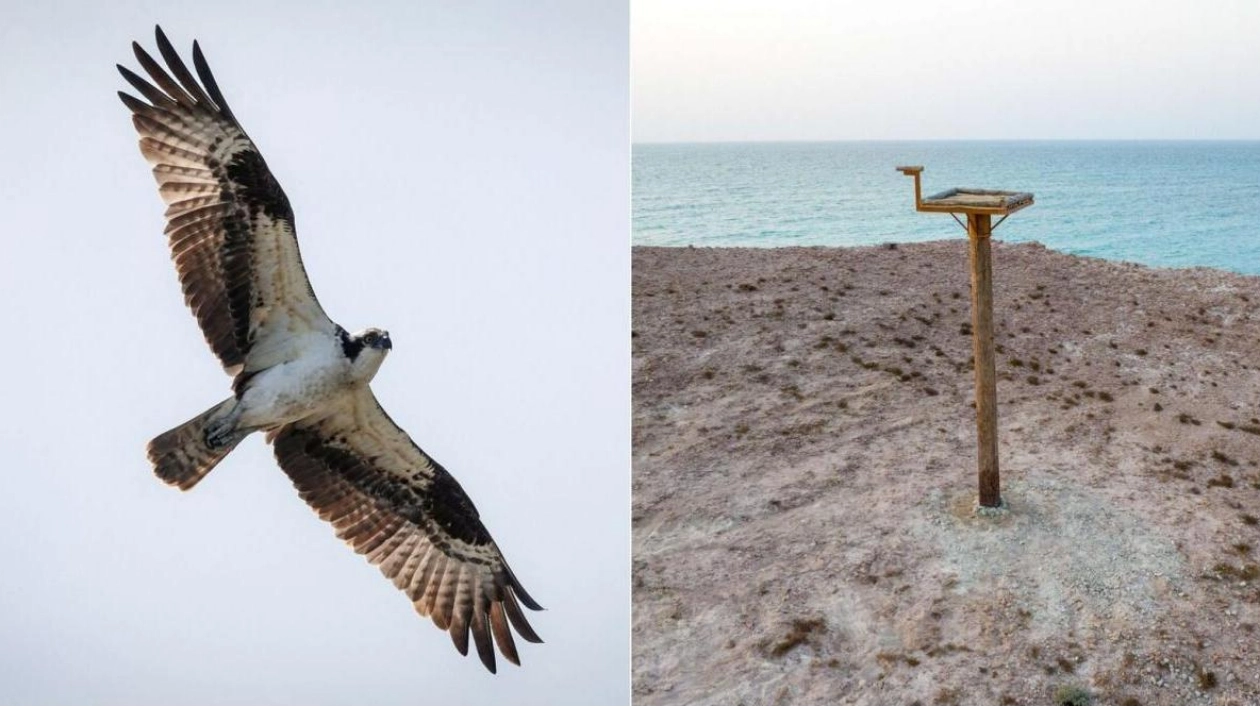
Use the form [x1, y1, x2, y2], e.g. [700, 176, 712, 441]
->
[236, 344, 351, 428]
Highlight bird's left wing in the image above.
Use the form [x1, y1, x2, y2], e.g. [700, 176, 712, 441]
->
[268, 387, 543, 673]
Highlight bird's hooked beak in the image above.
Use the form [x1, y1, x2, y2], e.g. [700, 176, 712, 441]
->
[380, 332, 393, 350]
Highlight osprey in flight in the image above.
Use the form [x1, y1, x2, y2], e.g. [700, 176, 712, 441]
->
[118, 26, 542, 673]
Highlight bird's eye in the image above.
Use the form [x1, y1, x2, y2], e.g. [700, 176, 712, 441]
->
[364, 333, 377, 344]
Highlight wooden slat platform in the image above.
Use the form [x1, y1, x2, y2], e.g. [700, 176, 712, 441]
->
[920, 187, 1034, 215]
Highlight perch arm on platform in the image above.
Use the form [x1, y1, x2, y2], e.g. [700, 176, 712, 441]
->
[896, 165, 925, 211]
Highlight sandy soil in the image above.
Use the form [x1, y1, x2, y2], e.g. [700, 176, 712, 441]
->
[632, 241, 1260, 705]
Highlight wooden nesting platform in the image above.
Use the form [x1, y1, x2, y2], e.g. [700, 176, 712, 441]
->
[895, 165, 1034, 216]
[921, 188, 1034, 215]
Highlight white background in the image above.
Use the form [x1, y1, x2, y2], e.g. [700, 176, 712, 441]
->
[0, 1, 628, 703]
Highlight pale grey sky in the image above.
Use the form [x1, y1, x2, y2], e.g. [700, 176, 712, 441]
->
[633, 0, 1260, 142]
[0, 1, 627, 704]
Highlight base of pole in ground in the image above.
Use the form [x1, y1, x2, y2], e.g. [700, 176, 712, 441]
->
[974, 498, 1009, 517]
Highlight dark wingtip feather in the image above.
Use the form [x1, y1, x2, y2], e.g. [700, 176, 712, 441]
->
[470, 614, 497, 673]
[118, 64, 173, 108]
[131, 39, 193, 106]
[130, 40, 154, 72]
[503, 593, 544, 644]
[192, 39, 239, 125]
[514, 584, 544, 612]
[117, 90, 140, 109]
[449, 619, 470, 657]
[470, 622, 498, 673]
[153, 25, 213, 108]
[503, 561, 544, 611]
[153, 25, 173, 54]
[117, 63, 147, 89]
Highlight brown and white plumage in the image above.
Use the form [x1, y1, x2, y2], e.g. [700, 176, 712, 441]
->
[269, 388, 542, 669]
[119, 25, 542, 672]
[117, 29, 332, 382]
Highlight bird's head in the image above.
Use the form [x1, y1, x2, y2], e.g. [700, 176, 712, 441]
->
[342, 326, 392, 381]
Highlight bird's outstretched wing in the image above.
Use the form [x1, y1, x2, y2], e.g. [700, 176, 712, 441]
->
[118, 26, 335, 381]
[268, 387, 543, 673]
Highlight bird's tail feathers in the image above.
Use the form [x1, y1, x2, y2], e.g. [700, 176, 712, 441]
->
[147, 398, 244, 491]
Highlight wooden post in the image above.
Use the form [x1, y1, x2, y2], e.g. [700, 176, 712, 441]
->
[896, 166, 1028, 510]
[967, 213, 1001, 507]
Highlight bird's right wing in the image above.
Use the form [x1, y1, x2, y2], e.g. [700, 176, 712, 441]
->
[118, 26, 336, 379]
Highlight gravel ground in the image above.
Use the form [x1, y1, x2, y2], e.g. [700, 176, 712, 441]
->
[633, 241, 1260, 705]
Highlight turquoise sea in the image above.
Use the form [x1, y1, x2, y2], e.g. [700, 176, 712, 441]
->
[633, 141, 1260, 275]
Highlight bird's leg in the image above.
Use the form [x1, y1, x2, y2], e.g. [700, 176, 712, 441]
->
[204, 403, 244, 449]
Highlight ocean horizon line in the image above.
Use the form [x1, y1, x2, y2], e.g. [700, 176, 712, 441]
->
[633, 140, 1260, 275]
[635, 137, 1260, 147]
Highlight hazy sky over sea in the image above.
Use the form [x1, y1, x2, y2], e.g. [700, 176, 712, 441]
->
[633, 0, 1260, 142]
[0, 1, 627, 704]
